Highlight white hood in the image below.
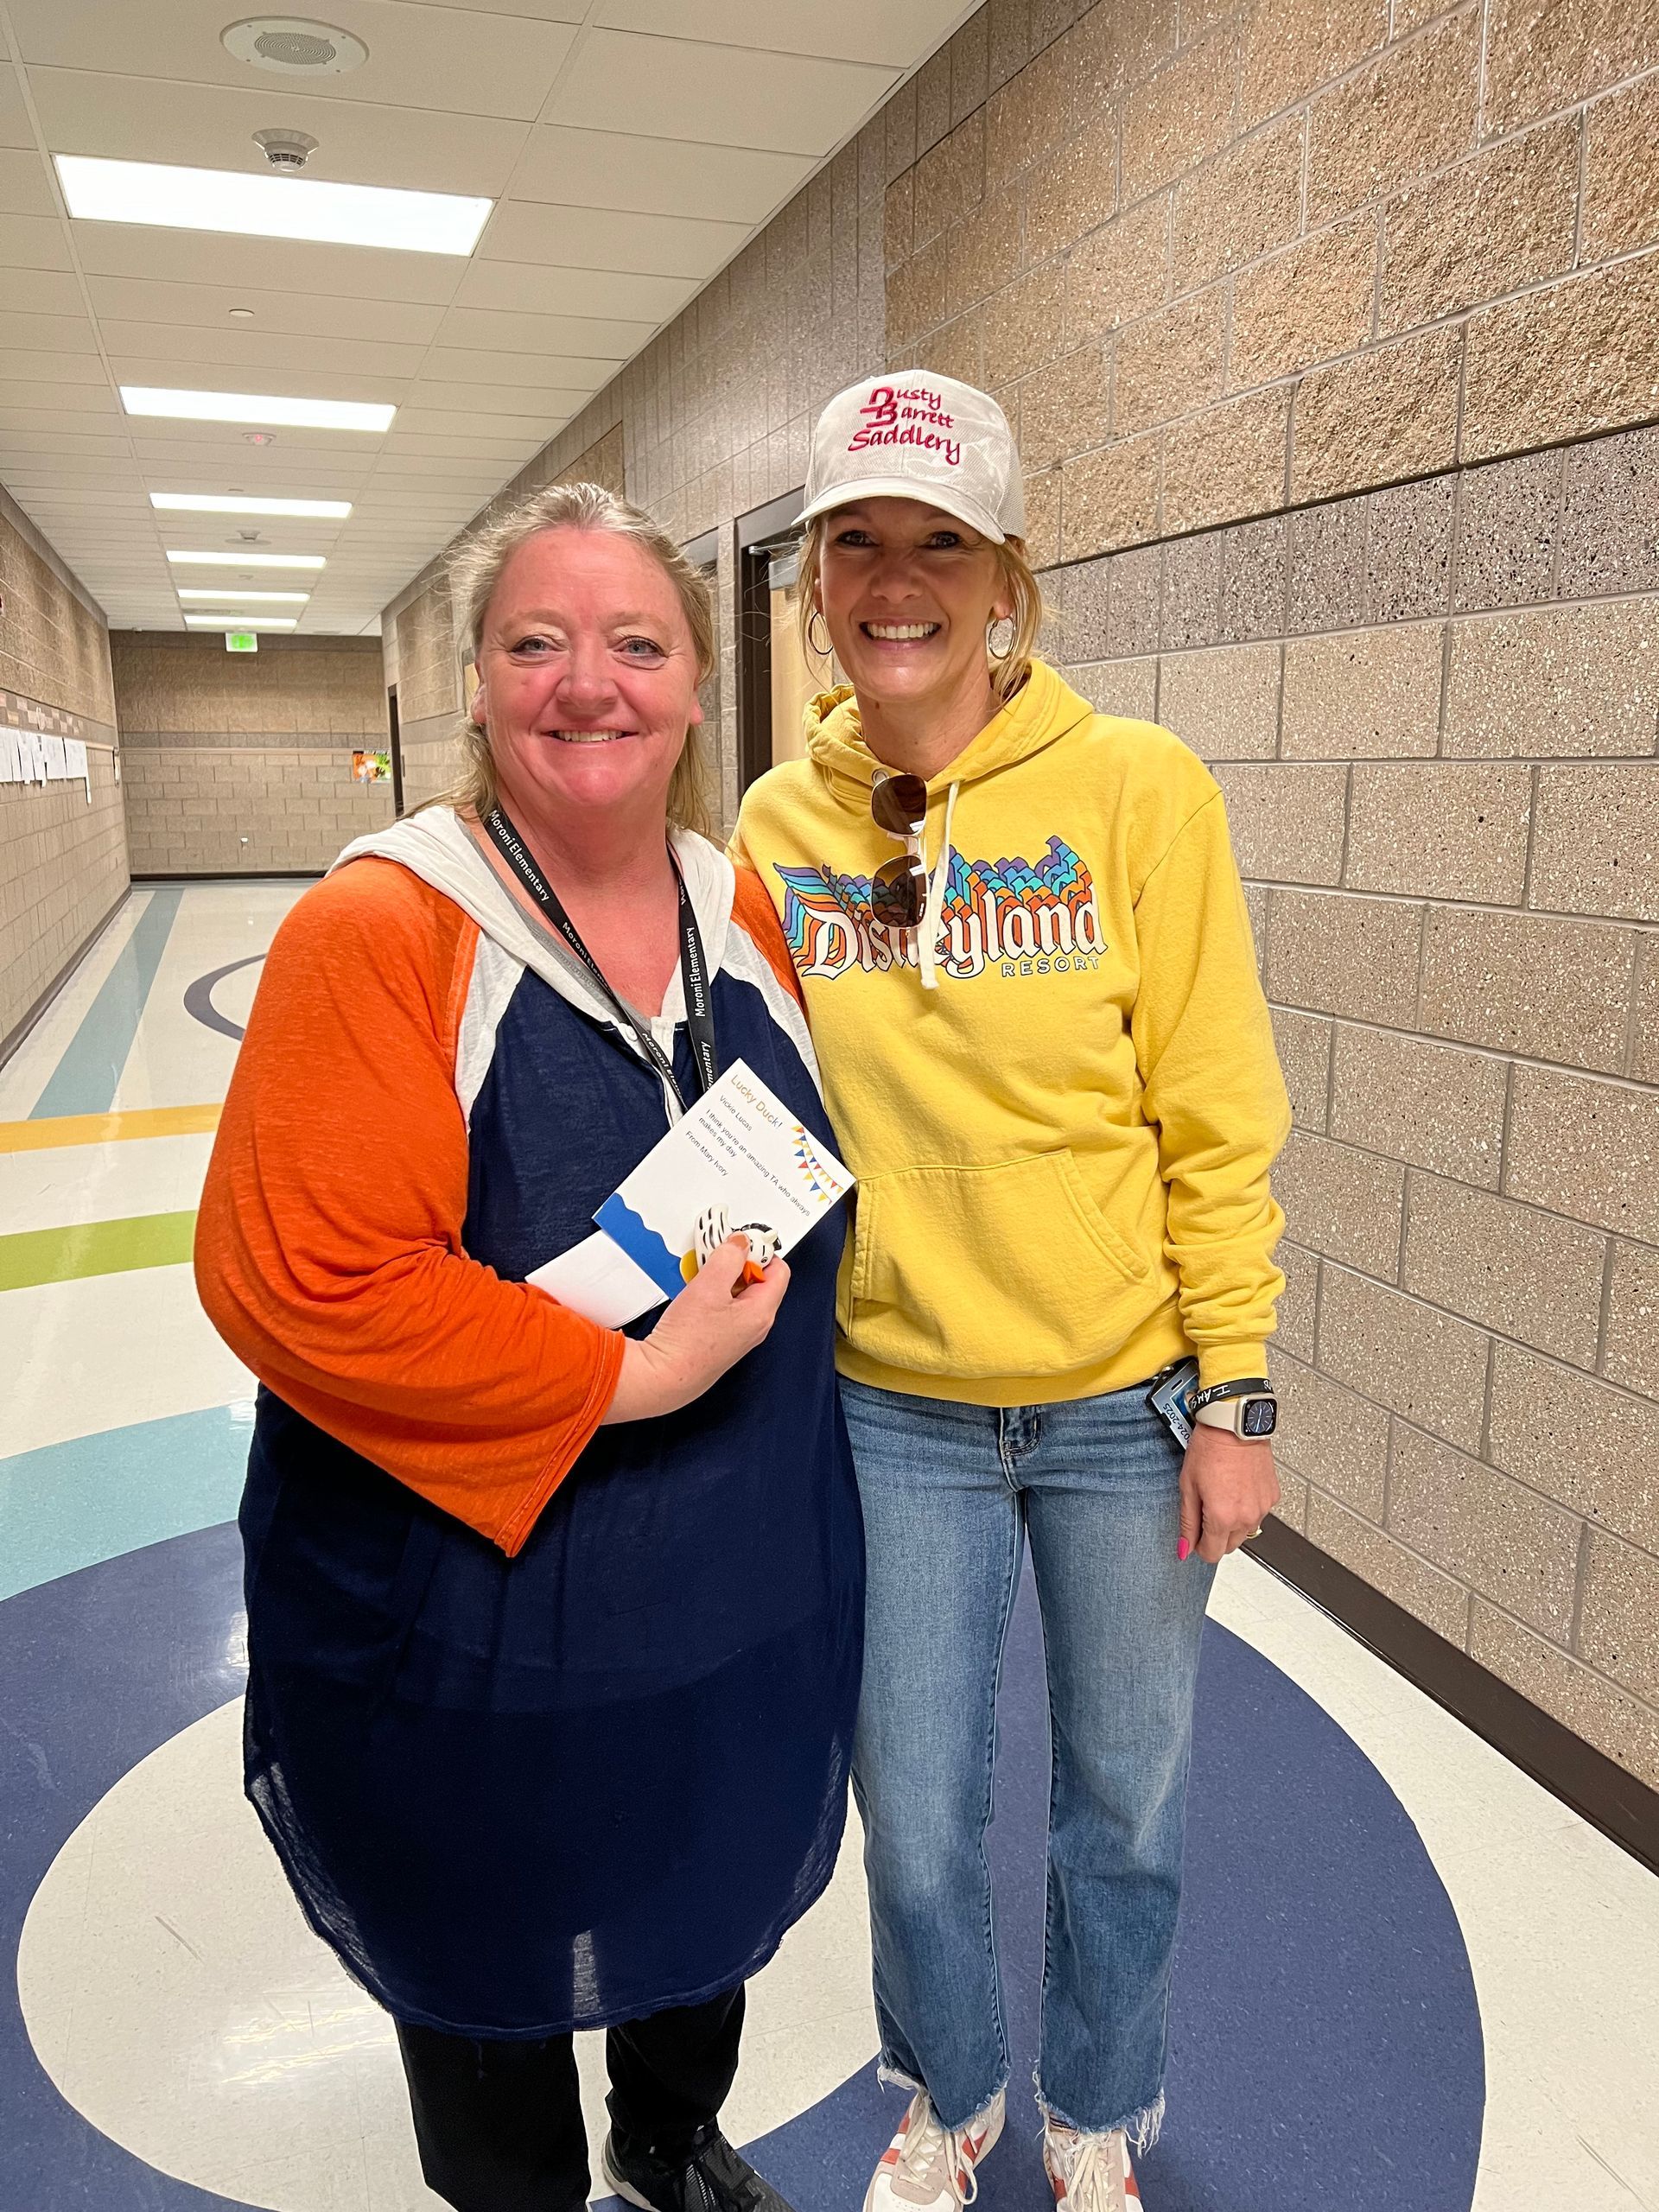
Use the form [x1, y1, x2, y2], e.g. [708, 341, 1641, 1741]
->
[329, 805, 736, 1033]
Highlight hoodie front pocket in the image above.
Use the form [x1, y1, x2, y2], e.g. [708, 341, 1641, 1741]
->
[847, 1150, 1154, 1382]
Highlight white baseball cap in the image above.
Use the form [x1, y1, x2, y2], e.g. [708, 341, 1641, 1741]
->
[796, 370, 1026, 543]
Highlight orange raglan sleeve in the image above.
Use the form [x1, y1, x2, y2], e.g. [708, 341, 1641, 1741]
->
[194, 857, 626, 1554]
[729, 855, 807, 1010]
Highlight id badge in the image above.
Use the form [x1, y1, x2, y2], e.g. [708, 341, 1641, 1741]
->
[1147, 1358, 1199, 1450]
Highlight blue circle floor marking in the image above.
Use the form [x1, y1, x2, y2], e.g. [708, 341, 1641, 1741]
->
[1, 1532, 1483, 2210]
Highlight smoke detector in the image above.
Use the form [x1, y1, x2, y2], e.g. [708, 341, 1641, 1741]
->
[253, 127, 319, 171]
[221, 18, 368, 74]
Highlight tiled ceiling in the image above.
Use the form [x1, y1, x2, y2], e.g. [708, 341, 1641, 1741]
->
[0, 0, 969, 635]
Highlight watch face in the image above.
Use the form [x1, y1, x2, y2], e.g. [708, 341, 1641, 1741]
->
[1242, 1396, 1278, 1437]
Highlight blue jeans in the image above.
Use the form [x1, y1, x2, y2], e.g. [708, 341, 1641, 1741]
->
[841, 1376, 1215, 2144]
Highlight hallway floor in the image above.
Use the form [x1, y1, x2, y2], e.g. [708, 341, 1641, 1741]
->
[2, 883, 1656, 2212]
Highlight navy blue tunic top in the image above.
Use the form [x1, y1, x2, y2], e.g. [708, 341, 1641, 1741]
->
[238, 954, 864, 2037]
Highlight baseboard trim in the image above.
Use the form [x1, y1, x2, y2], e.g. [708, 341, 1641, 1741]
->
[0, 887, 132, 1076]
[1250, 1518, 1659, 1875]
[130, 871, 321, 883]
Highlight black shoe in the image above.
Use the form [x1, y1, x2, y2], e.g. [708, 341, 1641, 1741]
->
[601, 2123, 797, 2212]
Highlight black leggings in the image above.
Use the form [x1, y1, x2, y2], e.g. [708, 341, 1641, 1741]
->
[396, 1985, 746, 2212]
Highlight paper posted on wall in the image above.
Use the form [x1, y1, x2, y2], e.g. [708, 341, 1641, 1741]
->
[528, 1059, 855, 1328]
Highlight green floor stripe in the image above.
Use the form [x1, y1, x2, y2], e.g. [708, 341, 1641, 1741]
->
[0, 1209, 199, 1293]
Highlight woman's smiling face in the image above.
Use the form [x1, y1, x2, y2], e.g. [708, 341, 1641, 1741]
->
[816, 496, 1010, 716]
[473, 525, 702, 829]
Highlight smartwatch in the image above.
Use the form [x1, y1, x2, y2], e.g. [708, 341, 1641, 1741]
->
[1187, 1376, 1278, 1440]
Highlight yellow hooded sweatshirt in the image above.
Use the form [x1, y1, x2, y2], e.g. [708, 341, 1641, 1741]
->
[732, 658, 1291, 1408]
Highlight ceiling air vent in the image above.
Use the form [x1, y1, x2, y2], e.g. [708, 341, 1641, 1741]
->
[221, 18, 369, 74]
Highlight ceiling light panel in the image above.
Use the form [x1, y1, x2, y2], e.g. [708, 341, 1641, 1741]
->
[183, 614, 297, 628]
[151, 493, 352, 518]
[167, 550, 326, 569]
[56, 156, 493, 256]
[121, 387, 396, 431]
[176, 588, 311, 602]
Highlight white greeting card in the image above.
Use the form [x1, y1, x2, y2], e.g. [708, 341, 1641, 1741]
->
[528, 1059, 854, 1327]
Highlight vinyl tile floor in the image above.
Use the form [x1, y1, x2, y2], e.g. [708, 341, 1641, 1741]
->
[2, 882, 1655, 2211]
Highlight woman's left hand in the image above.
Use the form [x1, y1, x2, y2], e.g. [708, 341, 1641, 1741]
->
[1177, 1429, 1281, 1565]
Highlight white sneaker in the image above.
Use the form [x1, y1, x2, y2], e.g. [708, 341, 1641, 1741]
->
[1042, 2121, 1141, 2210]
[862, 2085, 1005, 2209]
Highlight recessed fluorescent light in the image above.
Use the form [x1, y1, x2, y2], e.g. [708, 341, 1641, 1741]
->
[151, 493, 352, 518]
[168, 550, 327, 569]
[177, 589, 310, 604]
[184, 614, 298, 630]
[57, 155, 492, 257]
[122, 386, 395, 433]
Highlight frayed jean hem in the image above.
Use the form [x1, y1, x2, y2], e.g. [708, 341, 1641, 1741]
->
[1033, 2081, 1166, 2155]
[876, 2061, 924, 2097]
[880, 2060, 1009, 2138]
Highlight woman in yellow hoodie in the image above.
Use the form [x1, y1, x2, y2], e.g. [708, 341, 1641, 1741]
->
[733, 372, 1291, 2212]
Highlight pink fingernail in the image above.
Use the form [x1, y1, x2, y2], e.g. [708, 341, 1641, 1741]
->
[1176, 1537, 1191, 1562]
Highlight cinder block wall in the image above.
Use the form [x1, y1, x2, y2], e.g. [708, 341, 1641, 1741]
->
[1049, 429, 1659, 1786]
[381, 0, 1659, 1783]
[111, 634, 392, 875]
[0, 484, 126, 1050]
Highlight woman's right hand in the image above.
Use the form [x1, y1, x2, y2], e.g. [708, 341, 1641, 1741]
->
[601, 1236, 791, 1424]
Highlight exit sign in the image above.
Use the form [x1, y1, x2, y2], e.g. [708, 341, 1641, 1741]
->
[225, 630, 258, 652]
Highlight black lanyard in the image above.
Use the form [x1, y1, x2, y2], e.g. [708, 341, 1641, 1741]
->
[482, 804, 719, 1113]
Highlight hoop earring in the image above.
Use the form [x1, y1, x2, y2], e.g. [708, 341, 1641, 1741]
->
[987, 615, 1016, 661]
[807, 609, 832, 658]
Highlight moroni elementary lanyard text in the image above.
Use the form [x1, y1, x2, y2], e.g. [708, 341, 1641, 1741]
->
[482, 804, 718, 1114]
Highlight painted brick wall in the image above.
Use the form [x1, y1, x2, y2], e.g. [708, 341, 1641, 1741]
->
[0, 484, 126, 1051]
[374, 0, 1659, 1781]
[111, 635, 391, 875]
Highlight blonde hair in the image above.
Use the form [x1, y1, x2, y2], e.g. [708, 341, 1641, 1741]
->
[795, 512, 1043, 705]
[432, 479, 715, 836]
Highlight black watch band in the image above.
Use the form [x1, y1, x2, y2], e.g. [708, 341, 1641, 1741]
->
[1186, 1375, 1273, 1414]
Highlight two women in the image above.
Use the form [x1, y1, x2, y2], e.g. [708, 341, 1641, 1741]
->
[196, 484, 861, 2212]
[200, 365, 1287, 2212]
[734, 372, 1289, 2212]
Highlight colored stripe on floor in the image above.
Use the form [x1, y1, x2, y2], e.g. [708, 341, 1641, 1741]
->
[0, 1104, 222, 1154]
[0, 1210, 198, 1292]
[29, 889, 183, 1121]
[0, 1402, 254, 1603]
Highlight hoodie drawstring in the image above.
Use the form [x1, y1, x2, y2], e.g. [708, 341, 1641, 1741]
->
[918, 779, 960, 993]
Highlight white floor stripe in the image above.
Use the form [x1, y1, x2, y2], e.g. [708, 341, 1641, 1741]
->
[0, 1131, 215, 1237]
[1, 1264, 253, 1460]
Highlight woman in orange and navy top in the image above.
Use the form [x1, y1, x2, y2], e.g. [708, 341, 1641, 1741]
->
[194, 482, 861, 2212]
